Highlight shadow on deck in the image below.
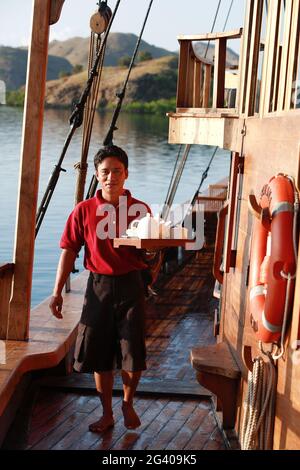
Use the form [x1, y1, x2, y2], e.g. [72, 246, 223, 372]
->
[3, 240, 234, 450]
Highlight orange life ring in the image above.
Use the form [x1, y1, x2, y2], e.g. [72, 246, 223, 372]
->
[249, 174, 297, 343]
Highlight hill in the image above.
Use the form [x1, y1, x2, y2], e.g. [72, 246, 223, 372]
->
[48, 33, 174, 69]
[45, 55, 178, 109]
[48, 33, 239, 70]
[0, 46, 73, 91]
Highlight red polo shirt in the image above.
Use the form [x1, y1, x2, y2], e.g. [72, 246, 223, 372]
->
[60, 189, 151, 275]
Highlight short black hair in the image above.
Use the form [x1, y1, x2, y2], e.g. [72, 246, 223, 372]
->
[94, 145, 128, 170]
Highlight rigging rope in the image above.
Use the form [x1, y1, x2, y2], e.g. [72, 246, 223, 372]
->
[223, 0, 234, 31]
[181, 146, 219, 226]
[162, 145, 183, 216]
[162, 0, 233, 228]
[86, 0, 155, 199]
[103, 0, 155, 146]
[161, 145, 191, 221]
[35, 0, 121, 236]
[163, 0, 231, 223]
[75, 33, 107, 205]
[204, 0, 222, 57]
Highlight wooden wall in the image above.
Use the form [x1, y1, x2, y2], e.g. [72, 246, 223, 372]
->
[220, 112, 300, 449]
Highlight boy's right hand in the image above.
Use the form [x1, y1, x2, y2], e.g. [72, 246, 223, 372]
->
[49, 294, 63, 319]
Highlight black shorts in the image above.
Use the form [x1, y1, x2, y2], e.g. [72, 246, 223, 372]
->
[73, 271, 147, 373]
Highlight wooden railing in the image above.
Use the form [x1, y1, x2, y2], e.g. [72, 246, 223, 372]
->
[0, 263, 14, 339]
[175, 0, 300, 119]
[176, 29, 243, 113]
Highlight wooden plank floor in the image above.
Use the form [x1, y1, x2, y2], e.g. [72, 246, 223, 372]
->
[3, 239, 229, 450]
[15, 392, 225, 450]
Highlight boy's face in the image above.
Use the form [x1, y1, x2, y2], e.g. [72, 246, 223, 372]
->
[95, 156, 128, 198]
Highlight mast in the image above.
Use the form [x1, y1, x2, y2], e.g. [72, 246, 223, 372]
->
[7, 0, 65, 340]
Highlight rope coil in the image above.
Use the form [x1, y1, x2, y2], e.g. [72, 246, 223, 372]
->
[241, 354, 277, 450]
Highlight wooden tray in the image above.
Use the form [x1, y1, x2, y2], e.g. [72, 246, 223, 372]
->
[113, 237, 195, 249]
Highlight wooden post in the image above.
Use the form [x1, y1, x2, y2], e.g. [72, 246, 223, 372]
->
[277, 0, 293, 111]
[0, 264, 14, 339]
[284, 0, 300, 111]
[177, 41, 191, 107]
[213, 38, 227, 108]
[193, 60, 202, 107]
[260, 0, 280, 116]
[223, 152, 243, 273]
[244, 0, 264, 116]
[7, 0, 52, 340]
[186, 54, 195, 107]
[239, 0, 255, 114]
[203, 64, 212, 107]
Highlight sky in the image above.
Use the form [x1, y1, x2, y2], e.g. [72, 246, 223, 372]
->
[0, 0, 246, 52]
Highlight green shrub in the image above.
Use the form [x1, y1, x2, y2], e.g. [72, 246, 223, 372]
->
[121, 97, 176, 115]
[72, 64, 83, 74]
[138, 51, 153, 62]
[6, 90, 25, 106]
[58, 70, 71, 79]
[118, 55, 132, 67]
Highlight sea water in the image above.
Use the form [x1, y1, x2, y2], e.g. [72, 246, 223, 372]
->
[0, 106, 230, 306]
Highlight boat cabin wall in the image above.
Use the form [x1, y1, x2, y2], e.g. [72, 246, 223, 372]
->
[220, 112, 300, 449]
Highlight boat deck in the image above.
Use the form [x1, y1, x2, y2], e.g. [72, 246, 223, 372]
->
[2, 239, 233, 450]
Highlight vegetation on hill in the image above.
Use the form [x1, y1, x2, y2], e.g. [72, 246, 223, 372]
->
[1, 34, 239, 115]
[6, 89, 25, 107]
[44, 55, 178, 115]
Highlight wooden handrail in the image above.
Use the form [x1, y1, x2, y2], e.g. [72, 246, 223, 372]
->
[176, 25, 242, 111]
[213, 202, 228, 284]
[177, 28, 243, 42]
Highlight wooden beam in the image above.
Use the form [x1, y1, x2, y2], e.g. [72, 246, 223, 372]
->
[234, 31, 244, 112]
[50, 0, 65, 25]
[244, 0, 264, 116]
[193, 60, 202, 107]
[239, 0, 255, 114]
[203, 64, 212, 107]
[224, 153, 243, 273]
[8, 0, 52, 341]
[177, 28, 243, 41]
[277, 0, 293, 111]
[213, 38, 227, 108]
[186, 52, 195, 107]
[260, 0, 281, 115]
[273, 44, 283, 112]
[285, 0, 300, 111]
[177, 41, 191, 107]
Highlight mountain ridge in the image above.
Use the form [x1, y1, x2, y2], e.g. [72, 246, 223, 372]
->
[48, 33, 174, 69]
[0, 46, 73, 91]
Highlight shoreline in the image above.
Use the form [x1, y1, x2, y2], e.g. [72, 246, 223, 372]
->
[4, 95, 176, 115]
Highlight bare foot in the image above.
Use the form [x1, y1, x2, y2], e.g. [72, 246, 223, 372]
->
[122, 401, 141, 429]
[89, 415, 114, 433]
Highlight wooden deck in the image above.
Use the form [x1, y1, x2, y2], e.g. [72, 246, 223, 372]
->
[2, 237, 233, 451]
